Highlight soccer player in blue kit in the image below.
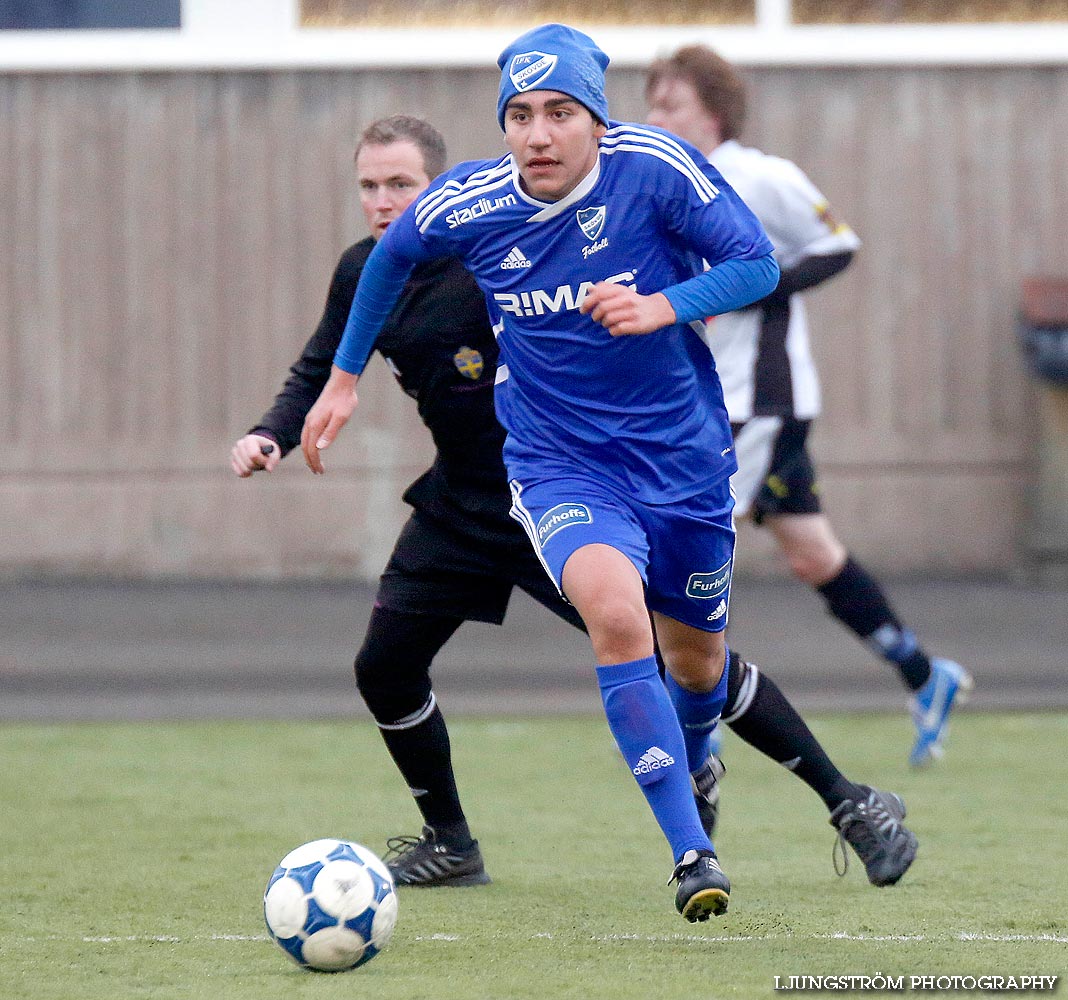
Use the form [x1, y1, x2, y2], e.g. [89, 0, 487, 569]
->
[303, 24, 786, 922]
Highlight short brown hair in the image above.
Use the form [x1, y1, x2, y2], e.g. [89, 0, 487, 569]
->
[355, 115, 447, 179]
[646, 45, 748, 142]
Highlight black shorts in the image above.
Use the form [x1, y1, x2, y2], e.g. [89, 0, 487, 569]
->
[730, 416, 822, 525]
[376, 511, 585, 629]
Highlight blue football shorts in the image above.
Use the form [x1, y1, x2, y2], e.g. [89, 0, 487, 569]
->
[507, 472, 736, 633]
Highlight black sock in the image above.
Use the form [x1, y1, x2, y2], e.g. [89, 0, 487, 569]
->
[816, 556, 931, 691]
[378, 701, 474, 850]
[724, 652, 861, 811]
[354, 606, 474, 849]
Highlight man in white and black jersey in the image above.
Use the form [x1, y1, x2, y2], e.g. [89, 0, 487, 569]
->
[647, 45, 973, 769]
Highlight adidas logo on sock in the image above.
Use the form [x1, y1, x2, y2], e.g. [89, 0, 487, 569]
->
[633, 746, 676, 776]
[500, 246, 532, 269]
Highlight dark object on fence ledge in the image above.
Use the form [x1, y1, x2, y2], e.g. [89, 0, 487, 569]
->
[1019, 276, 1068, 384]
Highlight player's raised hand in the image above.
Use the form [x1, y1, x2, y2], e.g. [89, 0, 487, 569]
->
[301, 367, 360, 474]
[230, 434, 281, 477]
[580, 282, 676, 337]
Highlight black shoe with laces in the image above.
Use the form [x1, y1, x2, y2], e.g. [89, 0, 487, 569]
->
[383, 825, 491, 887]
[669, 849, 730, 922]
[691, 753, 725, 839]
[829, 786, 918, 887]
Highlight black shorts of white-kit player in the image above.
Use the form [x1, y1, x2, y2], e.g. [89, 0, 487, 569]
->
[729, 416, 820, 523]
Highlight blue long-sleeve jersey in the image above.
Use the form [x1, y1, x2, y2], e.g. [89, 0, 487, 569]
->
[335, 122, 777, 503]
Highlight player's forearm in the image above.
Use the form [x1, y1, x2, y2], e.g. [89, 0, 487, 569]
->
[250, 317, 344, 455]
[335, 238, 415, 375]
[772, 249, 854, 299]
[251, 357, 332, 455]
[662, 253, 780, 323]
[252, 257, 362, 455]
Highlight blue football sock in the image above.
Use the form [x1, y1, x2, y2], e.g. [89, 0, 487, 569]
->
[665, 657, 730, 773]
[596, 655, 712, 861]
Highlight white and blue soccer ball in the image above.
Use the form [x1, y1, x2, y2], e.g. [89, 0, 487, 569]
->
[263, 838, 398, 972]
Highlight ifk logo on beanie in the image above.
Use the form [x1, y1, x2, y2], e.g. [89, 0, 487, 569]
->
[496, 23, 610, 130]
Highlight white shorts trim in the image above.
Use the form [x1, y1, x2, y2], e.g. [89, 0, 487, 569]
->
[507, 478, 564, 594]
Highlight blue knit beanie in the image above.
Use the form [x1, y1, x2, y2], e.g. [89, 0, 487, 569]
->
[496, 23, 610, 131]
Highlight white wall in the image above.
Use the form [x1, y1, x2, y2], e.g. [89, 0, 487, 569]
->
[2, 0, 1068, 71]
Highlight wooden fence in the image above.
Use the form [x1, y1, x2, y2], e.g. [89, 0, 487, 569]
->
[2, 62, 1065, 578]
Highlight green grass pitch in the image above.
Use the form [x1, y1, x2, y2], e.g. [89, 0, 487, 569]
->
[1, 712, 1065, 998]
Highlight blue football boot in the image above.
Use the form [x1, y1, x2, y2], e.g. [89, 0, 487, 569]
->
[909, 658, 974, 767]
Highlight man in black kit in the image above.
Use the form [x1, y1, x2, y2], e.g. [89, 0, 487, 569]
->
[231, 115, 916, 893]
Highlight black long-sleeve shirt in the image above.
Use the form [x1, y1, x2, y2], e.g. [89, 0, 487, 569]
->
[251, 238, 521, 545]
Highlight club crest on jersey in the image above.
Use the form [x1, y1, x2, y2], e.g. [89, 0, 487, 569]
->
[453, 346, 484, 380]
[577, 206, 606, 242]
[686, 558, 732, 600]
[509, 51, 558, 92]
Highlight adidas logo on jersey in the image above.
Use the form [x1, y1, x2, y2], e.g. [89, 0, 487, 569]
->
[706, 599, 727, 622]
[500, 246, 532, 270]
[633, 746, 675, 776]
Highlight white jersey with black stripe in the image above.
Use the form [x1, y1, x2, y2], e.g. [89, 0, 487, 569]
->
[704, 140, 861, 421]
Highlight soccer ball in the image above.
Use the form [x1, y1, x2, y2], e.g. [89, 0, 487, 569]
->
[263, 838, 398, 972]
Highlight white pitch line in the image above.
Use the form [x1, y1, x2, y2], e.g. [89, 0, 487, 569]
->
[595, 933, 765, 943]
[81, 934, 269, 944]
[83, 936, 180, 943]
[823, 932, 1068, 944]
[957, 933, 1068, 944]
[821, 933, 927, 943]
[65, 930, 1068, 946]
[588, 931, 1068, 945]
